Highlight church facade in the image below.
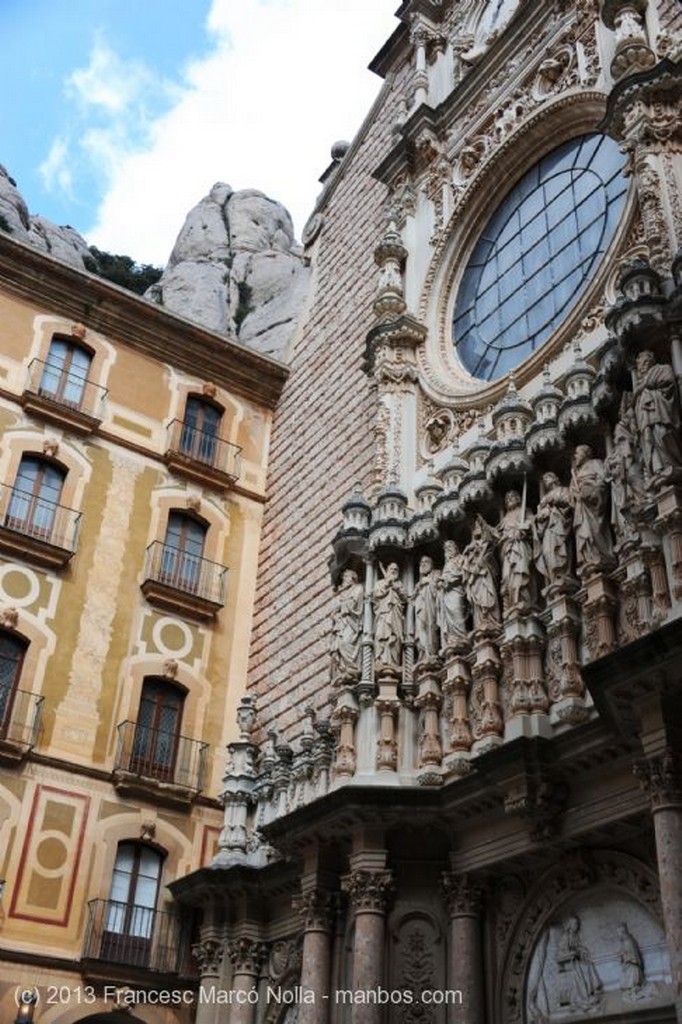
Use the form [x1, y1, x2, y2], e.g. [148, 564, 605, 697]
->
[175, 2, 682, 1024]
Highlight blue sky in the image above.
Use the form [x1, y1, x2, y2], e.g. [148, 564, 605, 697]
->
[0, 1, 397, 264]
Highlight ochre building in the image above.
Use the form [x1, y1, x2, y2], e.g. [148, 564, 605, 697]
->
[175, 3, 682, 1024]
[0, 233, 287, 1023]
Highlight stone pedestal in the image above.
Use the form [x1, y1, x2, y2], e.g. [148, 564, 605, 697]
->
[415, 662, 443, 776]
[441, 873, 485, 1024]
[580, 573, 618, 662]
[470, 635, 503, 753]
[342, 869, 394, 1024]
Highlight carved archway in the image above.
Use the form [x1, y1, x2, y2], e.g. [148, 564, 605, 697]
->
[496, 850, 672, 1023]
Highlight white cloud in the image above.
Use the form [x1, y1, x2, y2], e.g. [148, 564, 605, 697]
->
[66, 38, 154, 114]
[38, 137, 74, 197]
[86, 0, 398, 265]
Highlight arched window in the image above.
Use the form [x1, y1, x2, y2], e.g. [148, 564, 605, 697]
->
[160, 511, 207, 593]
[102, 842, 163, 966]
[131, 678, 185, 781]
[0, 631, 28, 738]
[180, 395, 223, 466]
[6, 456, 66, 542]
[39, 335, 93, 408]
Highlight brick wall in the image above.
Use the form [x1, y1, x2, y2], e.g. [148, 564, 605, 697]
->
[248, 58, 411, 738]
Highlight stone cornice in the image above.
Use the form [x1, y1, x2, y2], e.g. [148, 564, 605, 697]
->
[0, 233, 289, 408]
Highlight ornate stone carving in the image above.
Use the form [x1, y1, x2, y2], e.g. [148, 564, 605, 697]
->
[42, 438, 59, 458]
[330, 568, 364, 684]
[227, 936, 268, 975]
[632, 349, 682, 489]
[438, 540, 469, 652]
[373, 562, 407, 671]
[533, 472, 576, 597]
[441, 872, 484, 917]
[293, 889, 335, 932]
[342, 870, 394, 913]
[616, 922, 647, 1000]
[463, 516, 501, 634]
[330, 695, 358, 777]
[571, 445, 615, 579]
[192, 937, 225, 976]
[414, 555, 441, 664]
[71, 322, 87, 340]
[554, 912, 603, 1013]
[497, 489, 535, 616]
[634, 748, 682, 808]
[0, 606, 19, 630]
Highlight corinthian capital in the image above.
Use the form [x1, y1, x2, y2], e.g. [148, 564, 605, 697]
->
[441, 872, 485, 918]
[227, 936, 268, 975]
[634, 748, 682, 808]
[293, 888, 336, 931]
[342, 870, 394, 913]
[192, 937, 225, 976]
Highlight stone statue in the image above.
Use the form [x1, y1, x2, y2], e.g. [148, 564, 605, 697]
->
[533, 472, 575, 593]
[556, 913, 602, 1012]
[463, 516, 500, 633]
[496, 489, 534, 614]
[413, 555, 441, 663]
[571, 445, 615, 578]
[605, 394, 646, 544]
[632, 349, 682, 486]
[617, 923, 646, 1000]
[330, 568, 364, 683]
[373, 562, 407, 672]
[438, 540, 469, 650]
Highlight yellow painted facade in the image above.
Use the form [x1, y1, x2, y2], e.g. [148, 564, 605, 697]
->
[0, 234, 287, 1024]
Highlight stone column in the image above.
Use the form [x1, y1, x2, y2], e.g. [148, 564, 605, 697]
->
[227, 937, 267, 1024]
[294, 889, 335, 1024]
[441, 873, 485, 1024]
[342, 869, 394, 1024]
[192, 930, 226, 1024]
[635, 749, 682, 1021]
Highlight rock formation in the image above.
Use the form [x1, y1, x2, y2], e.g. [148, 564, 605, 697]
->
[145, 183, 310, 361]
[0, 164, 93, 270]
[1, 167, 309, 361]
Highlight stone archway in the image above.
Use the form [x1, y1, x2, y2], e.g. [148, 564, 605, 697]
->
[496, 850, 674, 1023]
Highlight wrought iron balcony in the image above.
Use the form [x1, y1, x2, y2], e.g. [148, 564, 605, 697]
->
[22, 358, 107, 433]
[83, 899, 191, 975]
[113, 720, 207, 799]
[164, 419, 241, 489]
[141, 541, 228, 619]
[0, 685, 43, 763]
[0, 485, 81, 568]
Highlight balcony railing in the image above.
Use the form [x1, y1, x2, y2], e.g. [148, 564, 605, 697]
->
[0, 485, 81, 566]
[0, 685, 43, 759]
[114, 720, 207, 794]
[141, 541, 227, 619]
[164, 420, 241, 488]
[22, 358, 107, 430]
[83, 899, 191, 974]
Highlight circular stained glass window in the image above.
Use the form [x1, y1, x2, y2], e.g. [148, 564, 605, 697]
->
[453, 134, 628, 381]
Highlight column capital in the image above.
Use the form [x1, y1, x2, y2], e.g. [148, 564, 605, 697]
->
[441, 871, 485, 918]
[342, 869, 394, 913]
[192, 936, 225, 976]
[293, 888, 336, 932]
[227, 937, 268, 975]
[634, 748, 682, 809]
